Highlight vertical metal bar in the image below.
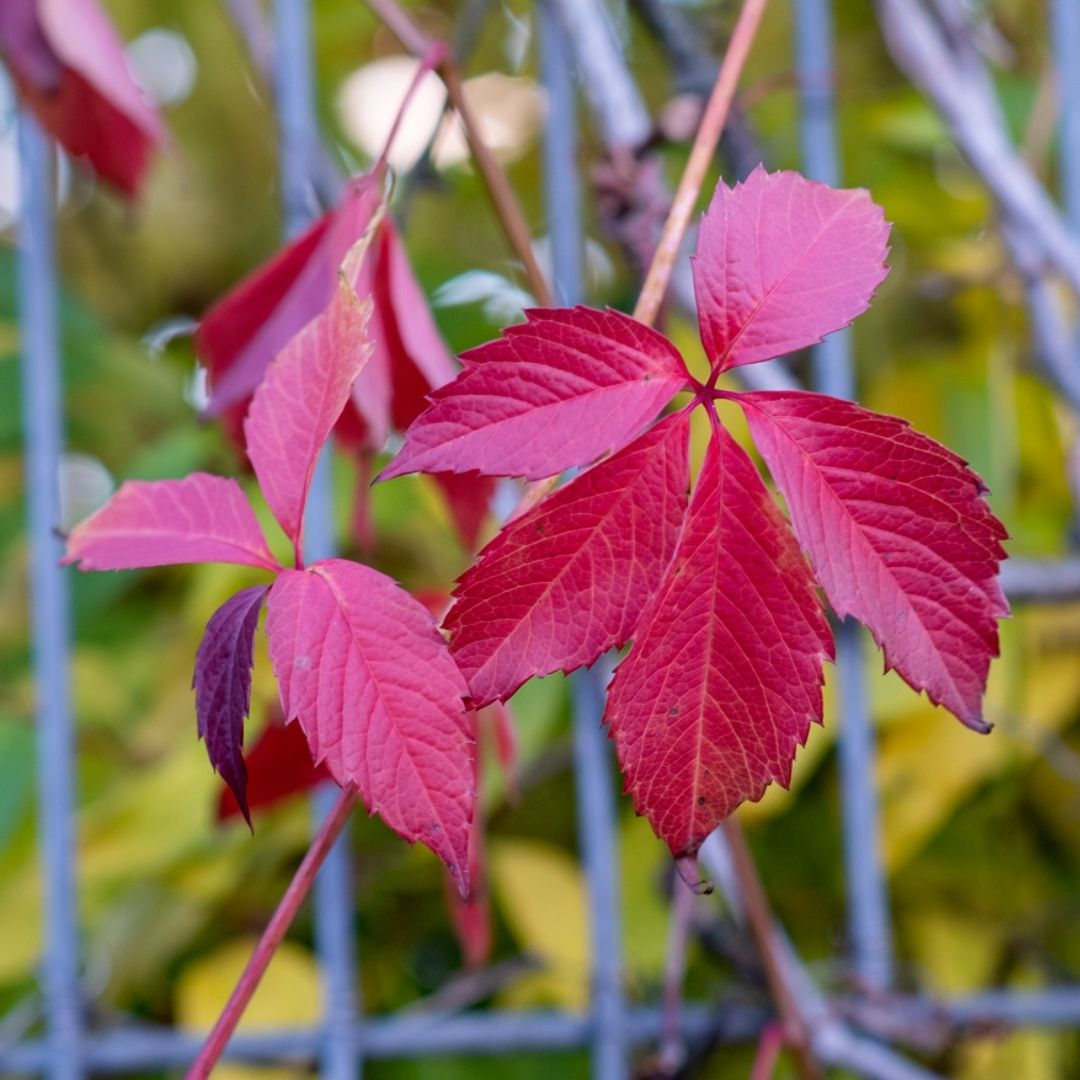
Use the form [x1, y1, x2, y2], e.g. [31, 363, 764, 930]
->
[794, 0, 893, 989]
[1051, 0, 1080, 237]
[17, 113, 82, 1079]
[273, 1, 361, 1075]
[539, 9, 627, 1076]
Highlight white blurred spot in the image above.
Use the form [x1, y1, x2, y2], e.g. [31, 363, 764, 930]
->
[141, 315, 198, 358]
[435, 270, 535, 324]
[59, 454, 114, 531]
[337, 57, 447, 174]
[185, 364, 210, 412]
[500, 5, 532, 72]
[431, 73, 545, 171]
[126, 28, 197, 107]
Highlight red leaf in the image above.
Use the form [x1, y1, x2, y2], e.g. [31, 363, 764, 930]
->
[266, 558, 474, 890]
[605, 424, 833, 875]
[200, 178, 382, 416]
[63, 473, 280, 572]
[693, 168, 889, 373]
[244, 278, 371, 561]
[216, 707, 330, 823]
[446, 413, 691, 707]
[445, 712, 492, 967]
[432, 471, 495, 552]
[193, 585, 268, 827]
[381, 307, 690, 482]
[740, 391, 1008, 730]
[1, 0, 164, 196]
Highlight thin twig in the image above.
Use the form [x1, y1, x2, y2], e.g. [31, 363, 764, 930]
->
[632, 0, 769, 325]
[363, 0, 554, 306]
[185, 787, 359, 1079]
[722, 820, 822, 1079]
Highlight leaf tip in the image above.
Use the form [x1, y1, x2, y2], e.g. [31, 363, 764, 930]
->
[675, 853, 713, 895]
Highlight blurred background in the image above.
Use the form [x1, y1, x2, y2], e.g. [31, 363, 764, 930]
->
[3, 0, 1080, 1076]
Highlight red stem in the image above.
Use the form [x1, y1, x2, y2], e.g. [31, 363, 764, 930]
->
[376, 40, 449, 170]
[186, 786, 359, 1079]
[632, 0, 770, 326]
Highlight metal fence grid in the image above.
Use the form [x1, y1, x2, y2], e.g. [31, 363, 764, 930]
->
[6, 0, 1080, 1076]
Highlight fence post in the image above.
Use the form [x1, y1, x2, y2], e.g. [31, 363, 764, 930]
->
[539, 7, 628, 1076]
[272, 0, 362, 1074]
[17, 113, 83, 1079]
[794, 0, 894, 990]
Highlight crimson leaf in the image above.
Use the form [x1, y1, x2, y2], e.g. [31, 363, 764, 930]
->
[739, 390, 1009, 730]
[446, 412, 691, 706]
[266, 558, 474, 891]
[605, 424, 833, 881]
[193, 585, 268, 827]
[380, 306, 690, 481]
[693, 166, 889, 372]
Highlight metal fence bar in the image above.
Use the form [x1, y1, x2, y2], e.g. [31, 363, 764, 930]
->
[1051, 0, 1080, 237]
[17, 113, 82, 1080]
[272, 0, 361, 1075]
[793, 0, 894, 989]
[0, 1003, 766, 1073]
[539, 7, 628, 1076]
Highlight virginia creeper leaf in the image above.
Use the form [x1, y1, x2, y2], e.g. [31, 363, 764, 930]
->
[380, 307, 690, 481]
[216, 706, 330, 823]
[605, 424, 833, 878]
[446, 413, 691, 706]
[201, 177, 382, 415]
[63, 473, 280, 572]
[693, 167, 889, 373]
[0, 0, 165, 196]
[740, 390, 1008, 730]
[266, 558, 474, 890]
[193, 585, 268, 826]
[244, 277, 372, 561]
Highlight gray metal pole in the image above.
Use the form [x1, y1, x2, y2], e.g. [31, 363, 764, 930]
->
[17, 113, 83, 1079]
[272, 0, 361, 1074]
[794, 0, 893, 989]
[540, 5, 628, 1076]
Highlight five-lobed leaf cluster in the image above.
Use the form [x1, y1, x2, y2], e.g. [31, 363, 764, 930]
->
[384, 167, 1008, 881]
[65, 166, 1008, 890]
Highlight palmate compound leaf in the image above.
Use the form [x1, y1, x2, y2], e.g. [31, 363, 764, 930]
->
[693, 167, 890, 373]
[193, 585, 268, 827]
[380, 306, 691, 482]
[739, 390, 1009, 730]
[63, 473, 280, 573]
[446, 412, 692, 706]
[244, 276, 372, 562]
[266, 558, 474, 892]
[605, 423, 834, 883]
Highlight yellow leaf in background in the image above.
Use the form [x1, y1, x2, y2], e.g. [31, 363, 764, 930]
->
[491, 840, 587, 1011]
[619, 813, 670, 983]
[177, 939, 321, 1080]
[879, 605, 1080, 869]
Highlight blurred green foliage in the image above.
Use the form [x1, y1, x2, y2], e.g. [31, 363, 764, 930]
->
[3, 1, 1080, 1076]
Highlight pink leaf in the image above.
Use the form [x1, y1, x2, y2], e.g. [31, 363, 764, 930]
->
[380, 307, 690, 481]
[740, 390, 1008, 730]
[446, 413, 691, 707]
[63, 473, 280, 572]
[193, 585, 268, 827]
[216, 706, 330, 823]
[266, 558, 474, 890]
[244, 278, 371, 561]
[1, 0, 165, 196]
[693, 167, 889, 373]
[606, 424, 833, 875]
[200, 178, 382, 415]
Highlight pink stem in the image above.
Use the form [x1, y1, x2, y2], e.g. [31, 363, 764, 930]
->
[749, 1021, 786, 1080]
[632, 0, 770, 327]
[376, 40, 449, 170]
[185, 786, 359, 1079]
